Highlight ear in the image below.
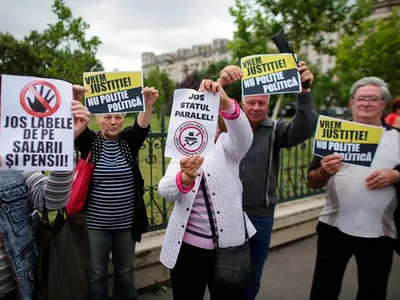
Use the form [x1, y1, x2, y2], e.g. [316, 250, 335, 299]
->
[347, 97, 353, 108]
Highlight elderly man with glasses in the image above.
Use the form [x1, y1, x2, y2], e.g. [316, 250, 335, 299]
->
[307, 77, 400, 300]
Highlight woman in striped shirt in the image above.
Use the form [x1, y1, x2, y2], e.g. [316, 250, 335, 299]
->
[158, 79, 256, 300]
[74, 86, 159, 300]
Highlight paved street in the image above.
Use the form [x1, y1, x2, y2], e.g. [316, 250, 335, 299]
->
[139, 235, 400, 299]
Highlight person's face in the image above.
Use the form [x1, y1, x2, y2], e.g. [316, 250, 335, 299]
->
[96, 113, 125, 140]
[242, 95, 270, 127]
[350, 85, 386, 124]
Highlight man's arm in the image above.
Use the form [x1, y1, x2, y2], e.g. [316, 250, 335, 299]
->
[307, 154, 343, 189]
[24, 171, 73, 211]
[307, 156, 330, 189]
[276, 91, 318, 148]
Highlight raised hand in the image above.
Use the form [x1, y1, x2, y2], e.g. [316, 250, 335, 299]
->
[198, 79, 233, 111]
[320, 154, 343, 177]
[180, 155, 204, 185]
[217, 65, 243, 87]
[143, 86, 159, 108]
[71, 100, 91, 140]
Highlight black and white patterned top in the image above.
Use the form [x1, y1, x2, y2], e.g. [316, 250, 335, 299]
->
[86, 134, 136, 230]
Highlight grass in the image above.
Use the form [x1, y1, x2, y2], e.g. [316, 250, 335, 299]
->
[84, 114, 320, 230]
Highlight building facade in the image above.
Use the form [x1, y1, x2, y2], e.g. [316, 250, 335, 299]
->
[142, 39, 232, 83]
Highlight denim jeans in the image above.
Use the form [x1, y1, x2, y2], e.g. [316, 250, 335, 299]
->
[243, 216, 274, 300]
[88, 229, 137, 300]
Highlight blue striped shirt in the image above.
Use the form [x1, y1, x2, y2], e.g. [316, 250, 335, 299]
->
[86, 140, 135, 230]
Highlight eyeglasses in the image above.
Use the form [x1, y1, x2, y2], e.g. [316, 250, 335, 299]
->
[353, 96, 383, 104]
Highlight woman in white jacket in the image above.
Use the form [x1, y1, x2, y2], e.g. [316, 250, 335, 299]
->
[158, 79, 256, 300]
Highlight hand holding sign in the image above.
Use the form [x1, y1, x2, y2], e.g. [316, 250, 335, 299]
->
[180, 155, 204, 186]
[71, 100, 91, 140]
[143, 86, 159, 108]
[198, 79, 233, 111]
[217, 65, 243, 87]
[320, 154, 343, 177]
[297, 61, 313, 94]
[73, 85, 87, 101]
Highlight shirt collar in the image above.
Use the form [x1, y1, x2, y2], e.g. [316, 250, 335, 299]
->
[260, 117, 274, 127]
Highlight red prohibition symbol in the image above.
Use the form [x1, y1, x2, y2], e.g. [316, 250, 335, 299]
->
[20, 80, 61, 117]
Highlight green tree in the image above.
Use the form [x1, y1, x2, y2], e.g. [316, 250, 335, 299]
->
[0, 33, 43, 76]
[334, 10, 400, 104]
[178, 72, 204, 90]
[0, 0, 103, 83]
[145, 68, 165, 119]
[160, 71, 176, 115]
[229, 0, 374, 60]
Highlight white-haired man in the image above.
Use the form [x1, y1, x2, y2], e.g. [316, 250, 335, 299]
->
[218, 61, 318, 300]
[307, 77, 400, 300]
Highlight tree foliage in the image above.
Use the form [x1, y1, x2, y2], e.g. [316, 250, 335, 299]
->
[229, 0, 374, 60]
[144, 67, 176, 118]
[0, 0, 103, 84]
[145, 68, 165, 119]
[334, 10, 400, 104]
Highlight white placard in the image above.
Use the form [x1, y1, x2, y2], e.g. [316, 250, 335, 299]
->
[165, 89, 220, 159]
[0, 75, 74, 171]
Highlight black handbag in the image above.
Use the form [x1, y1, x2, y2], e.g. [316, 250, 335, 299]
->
[36, 207, 90, 300]
[200, 178, 254, 290]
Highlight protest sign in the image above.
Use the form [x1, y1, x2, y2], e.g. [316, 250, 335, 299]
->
[165, 89, 219, 159]
[241, 53, 301, 96]
[0, 74, 74, 171]
[83, 71, 143, 114]
[313, 116, 384, 167]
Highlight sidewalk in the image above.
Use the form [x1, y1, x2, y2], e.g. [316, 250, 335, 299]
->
[138, 235, 400, 299]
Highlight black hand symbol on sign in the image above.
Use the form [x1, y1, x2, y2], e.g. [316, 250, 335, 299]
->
[27, 85, 55, 113]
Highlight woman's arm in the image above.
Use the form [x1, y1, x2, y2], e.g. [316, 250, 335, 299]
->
[137, 86, 159, 129]
[25, 171, 73, 211]
[220, 101, 253, 162]
[123, 87, 159, 158]
[158, 158, 200, 202]
[198, 79, 253, 162]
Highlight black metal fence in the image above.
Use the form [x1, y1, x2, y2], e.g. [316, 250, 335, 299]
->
[138, 114, 324, 231]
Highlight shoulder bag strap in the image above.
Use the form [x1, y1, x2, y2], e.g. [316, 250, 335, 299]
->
[200, 178, 219, 248]
[201, 178, 249, 245]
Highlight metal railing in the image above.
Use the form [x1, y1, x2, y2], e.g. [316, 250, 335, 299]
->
[138, 113, 324, 231]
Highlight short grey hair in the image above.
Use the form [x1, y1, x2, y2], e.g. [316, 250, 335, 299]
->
[349, 77, 391, 102]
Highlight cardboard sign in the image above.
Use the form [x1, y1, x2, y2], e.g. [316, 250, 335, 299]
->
[165, 89, 219, 158]
[241, 54, 301, 96]
[0, 75, 74, 171]
[313, 116, 385, 167]
[83, 71, 144, 114]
